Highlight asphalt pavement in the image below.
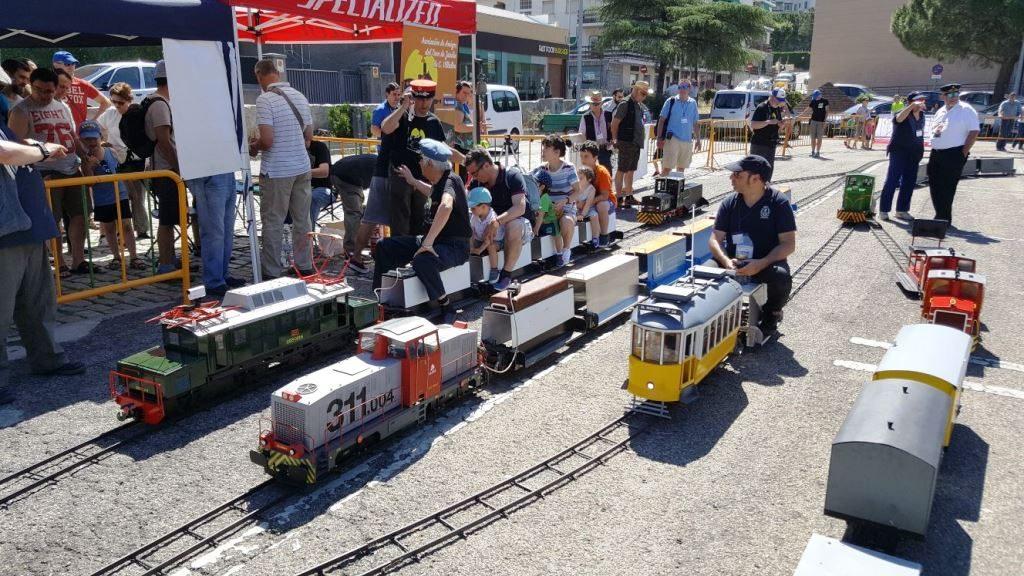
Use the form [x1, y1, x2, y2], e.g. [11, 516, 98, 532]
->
[1, 139, 1021, 576]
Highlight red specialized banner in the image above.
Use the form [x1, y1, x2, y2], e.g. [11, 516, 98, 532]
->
[232, 0, 476, 42]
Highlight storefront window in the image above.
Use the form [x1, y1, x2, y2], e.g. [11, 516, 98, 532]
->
[507, 54, 545, 100]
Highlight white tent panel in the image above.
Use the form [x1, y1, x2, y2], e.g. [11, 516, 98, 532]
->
[163, 39, 246, 180]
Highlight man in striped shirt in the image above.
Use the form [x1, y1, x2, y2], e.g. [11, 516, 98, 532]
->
[250, 59, 314, 279]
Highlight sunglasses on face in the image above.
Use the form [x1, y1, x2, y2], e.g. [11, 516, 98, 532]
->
[946, 92, 960, 98]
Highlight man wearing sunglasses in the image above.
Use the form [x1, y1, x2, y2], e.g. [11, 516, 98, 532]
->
[578, 91, 612, 173]
[927, 83, 979, 225]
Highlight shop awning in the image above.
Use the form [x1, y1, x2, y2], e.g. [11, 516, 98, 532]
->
[231, 0, 477, 44]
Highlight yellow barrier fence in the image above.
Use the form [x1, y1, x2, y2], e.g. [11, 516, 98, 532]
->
[314, 136, 381, 158]
[46, 170, 191, 305]
[703, 119, 749, 169]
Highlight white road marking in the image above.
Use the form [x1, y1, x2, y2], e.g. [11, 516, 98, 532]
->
[850, 336, 1024, 373]
[833, 360, 1024, 400]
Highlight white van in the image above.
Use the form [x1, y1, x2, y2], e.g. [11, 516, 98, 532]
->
[481, 84, 524, 139]
[710, 89, 772, 123]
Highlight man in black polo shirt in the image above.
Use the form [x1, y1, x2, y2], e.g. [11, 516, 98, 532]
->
[464, 147, 535, 291]
[379, 79, 450, 236]
[708, 155, 797, 334]
[748, 88, 792, 181]
[372, 139, 471, 324]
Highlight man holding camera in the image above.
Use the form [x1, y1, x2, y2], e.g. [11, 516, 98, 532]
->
[656, 81, 701, 175]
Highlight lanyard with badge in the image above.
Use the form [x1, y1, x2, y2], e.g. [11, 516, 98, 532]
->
[731, 196, 765, 260]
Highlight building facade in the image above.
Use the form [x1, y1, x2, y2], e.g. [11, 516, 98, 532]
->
[774, 0, 813, 12]
[810, 0, 997, 92]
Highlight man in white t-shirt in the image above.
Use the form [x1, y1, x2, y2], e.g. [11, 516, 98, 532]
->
[927, 83, 980, 225]
[250, 59, 314, 279]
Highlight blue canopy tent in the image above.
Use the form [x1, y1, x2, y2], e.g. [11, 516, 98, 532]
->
[2, 0, 261, 282]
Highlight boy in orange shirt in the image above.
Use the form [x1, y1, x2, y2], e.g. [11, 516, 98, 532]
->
[578, 140, 615, 247]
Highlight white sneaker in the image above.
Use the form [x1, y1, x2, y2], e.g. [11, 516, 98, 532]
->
[879, 212, 890, 220]
[560, 250, 572, 267]
[895, 211, 913, 220]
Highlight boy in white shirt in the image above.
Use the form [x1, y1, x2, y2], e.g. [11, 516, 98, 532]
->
[468, 186, 501, 283]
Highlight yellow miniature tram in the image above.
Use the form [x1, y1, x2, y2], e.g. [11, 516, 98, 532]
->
[627, 267, 748, 413]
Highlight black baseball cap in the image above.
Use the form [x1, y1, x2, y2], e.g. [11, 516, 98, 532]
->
[723, 155, 772, 181]
[939, 83, 961, 93]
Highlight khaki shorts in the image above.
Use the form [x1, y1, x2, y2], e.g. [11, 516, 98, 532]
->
[662, 138, 694, 170]
[617, 141, 642, 172]
[809, 120, 825, 140]
[42, 171, 89, 221]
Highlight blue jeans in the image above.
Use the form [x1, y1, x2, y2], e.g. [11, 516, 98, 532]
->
[372, 236, 470, 302]
[1014, 122, 1024, 149]
[310, 187, 332, 230]
[880, 147, 923, 213]
[188, 173, 237, 289]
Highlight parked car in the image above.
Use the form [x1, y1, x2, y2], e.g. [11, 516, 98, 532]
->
[76, 61, 157, 104]
[978, 102, 1001, 137]
[825, 100, 894, 137]
[710, 89, 771, 122]
[480, 84, 524, 151]
[538, 96, 612, 133]
[834, 84, 875, 101]
[959, 91, 993, 112]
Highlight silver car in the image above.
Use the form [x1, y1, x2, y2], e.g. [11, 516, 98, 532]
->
[76, 61, 158, 104]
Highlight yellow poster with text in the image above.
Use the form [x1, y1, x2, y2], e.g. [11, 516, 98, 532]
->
[400, 24, 460, 130]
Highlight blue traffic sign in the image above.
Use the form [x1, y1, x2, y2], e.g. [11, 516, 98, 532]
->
[932, 64, 944, 75]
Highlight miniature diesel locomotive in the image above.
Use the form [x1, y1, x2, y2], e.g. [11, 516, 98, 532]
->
[825, 324, 971, 535]
[836, 173, 876, 223]
[626, 266, 768, 416]
[110, 278, 377, 424]
[638, 176, 706, 226]
[251, 317, 483, 484]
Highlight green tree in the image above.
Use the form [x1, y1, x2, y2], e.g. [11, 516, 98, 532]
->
[670, 1, 778, 80]
[597, 0, 774, 95]
[597, 0, 679, 95]
[892, 0, 1023, 100]
[770, 10, 813, 53]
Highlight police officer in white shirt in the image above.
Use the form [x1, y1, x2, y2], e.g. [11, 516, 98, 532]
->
[927, 83, 980, 225]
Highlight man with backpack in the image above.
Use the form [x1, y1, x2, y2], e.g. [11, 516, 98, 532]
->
[610, 81, 650, 208]
[464, 147, 534, 291]
[656, 81, 701, 175]
[250, 58, 315, 280]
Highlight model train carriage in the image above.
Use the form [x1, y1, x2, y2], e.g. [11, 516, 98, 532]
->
[628, 267, 744, 405]
[922, 269, 986, 340]
[111, 278, 378, 425]
[898, 247, 975, 295]
[837, 173, 875, 223]
[253, 317, 481, 485]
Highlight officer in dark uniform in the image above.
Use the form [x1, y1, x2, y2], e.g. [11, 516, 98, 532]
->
[878, 91, 927, 220]
[927, 83, 980, 225]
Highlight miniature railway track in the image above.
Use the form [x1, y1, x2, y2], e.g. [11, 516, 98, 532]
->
[789, 225, 857, 299]
[868, 221, 909, 268]
[295, 414, 647, 576]
[0, 421, 141, 508]
[88, 480, 286, 576]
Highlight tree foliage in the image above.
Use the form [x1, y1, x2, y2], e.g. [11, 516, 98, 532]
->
[770, 10, 813, 53]
[892, 0, 1023, 98]
[0, 46, 163, 68]
[597, 0, 775, 93]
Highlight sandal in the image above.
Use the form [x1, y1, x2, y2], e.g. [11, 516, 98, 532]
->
[129, 257, 148, 271]
[71, 261, 100, 275]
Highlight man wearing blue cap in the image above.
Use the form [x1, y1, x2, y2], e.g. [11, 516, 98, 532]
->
[748, 88, 792, 180]
[803, 89, 828, 158]
[52, 51, 110, 127]
[709, 154, 796, 336]
[373, 139, 471, 323]
[656, 81, 701, 174]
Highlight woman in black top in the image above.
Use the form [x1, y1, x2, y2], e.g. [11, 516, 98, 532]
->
[878, 92, 927, 219]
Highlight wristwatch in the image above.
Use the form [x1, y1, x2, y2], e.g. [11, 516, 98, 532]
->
[34, 142, 50, 161]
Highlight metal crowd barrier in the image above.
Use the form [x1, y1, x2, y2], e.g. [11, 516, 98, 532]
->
[46, 170, 191, 305]
[314, 136, 381, 158]
[703, 119, 749, 168]
[976, 114, 1024, 142]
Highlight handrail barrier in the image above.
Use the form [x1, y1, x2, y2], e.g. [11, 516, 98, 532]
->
[45, 170, 191, 305]
[976, 114, 1024, 142]
[314, 136, 381, 158]
[703, 119, 749, 169]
